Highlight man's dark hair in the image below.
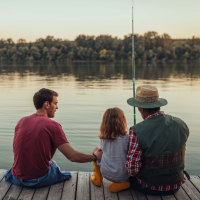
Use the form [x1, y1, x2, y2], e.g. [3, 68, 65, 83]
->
[33, 88, 58, 109]
[143, 107, 160, 114]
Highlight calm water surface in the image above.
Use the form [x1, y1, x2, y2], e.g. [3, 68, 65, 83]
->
[0, 62, 200, 174]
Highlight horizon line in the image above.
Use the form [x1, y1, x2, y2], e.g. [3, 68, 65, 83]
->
[1, 32, 199, 43]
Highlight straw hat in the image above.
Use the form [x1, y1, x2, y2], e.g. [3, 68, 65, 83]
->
[127, 85, 168, 108]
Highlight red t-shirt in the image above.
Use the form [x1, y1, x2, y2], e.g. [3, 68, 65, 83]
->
[12, 114, 68, 179]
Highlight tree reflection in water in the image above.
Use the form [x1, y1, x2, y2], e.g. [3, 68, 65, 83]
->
[0, 62, 200, 82]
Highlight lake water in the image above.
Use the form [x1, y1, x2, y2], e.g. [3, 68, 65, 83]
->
[0, 62, 200, 174]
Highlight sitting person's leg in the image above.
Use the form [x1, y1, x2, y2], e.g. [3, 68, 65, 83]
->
[91, 162, 130, 192]
[108, 181, 130, 192]
[5, 160, 71, 187]
[129, 176, 179, 196]
[91, 162, 103, 186]
[91, 147, 103, 186]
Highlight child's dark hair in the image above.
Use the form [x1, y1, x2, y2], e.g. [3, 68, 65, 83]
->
[99, 107, 127, 140]
[33, 88, 58, 109]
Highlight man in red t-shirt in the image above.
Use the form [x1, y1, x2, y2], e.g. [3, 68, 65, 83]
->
[5, 88, 102, 187]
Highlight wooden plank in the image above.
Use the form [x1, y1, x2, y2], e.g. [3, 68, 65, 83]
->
[0, 170, 7, 181]
[32, 186, 50, 200]
[190, 176, 200, 191]
[61, 172, 77, 200]
[131, 188, 175, 200]
[146, 194, 161, 200]
[118, 189, 133, 200]
[3, 184, 22, 200]
[0, 178, 12, 199]
[185, 178, 200, 199]
[0, 171, 198, 200]
[76, 172, 90, 200]
[162, 195, 176, 200]
[102, 178, 118, 200]
[47, 181, 64, 200]
[174, 187, 190, 200]
[90, 172, 104, 200]
[18, 187, 35, 200]
[181, 182, 199, 200]
[130, 189, 147, 200]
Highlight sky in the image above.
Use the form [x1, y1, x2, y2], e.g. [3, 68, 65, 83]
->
[0, 0, 200, 42]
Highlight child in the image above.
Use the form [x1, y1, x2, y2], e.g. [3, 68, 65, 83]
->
[91, 107, 130, 192]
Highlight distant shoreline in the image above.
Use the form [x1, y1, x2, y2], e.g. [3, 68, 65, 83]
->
[0, 32, 200, 63]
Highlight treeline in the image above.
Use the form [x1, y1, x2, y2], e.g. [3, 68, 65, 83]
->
[0, 31, 200, 63]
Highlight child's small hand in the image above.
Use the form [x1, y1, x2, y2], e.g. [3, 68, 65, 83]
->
[95, 150, 103, 162]
[92, 147, 101, 154]
[92, 147, 103, 162]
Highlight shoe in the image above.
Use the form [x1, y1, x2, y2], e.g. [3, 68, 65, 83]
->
[91, 162, 103, 186]
[108, 181, 130, 192]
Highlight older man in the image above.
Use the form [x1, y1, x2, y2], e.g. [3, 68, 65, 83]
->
[126, 85, 189, 195]
[5, 88, 101, 187]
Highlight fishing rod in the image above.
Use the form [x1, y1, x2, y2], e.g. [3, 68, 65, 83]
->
[132, 0, 136, 125]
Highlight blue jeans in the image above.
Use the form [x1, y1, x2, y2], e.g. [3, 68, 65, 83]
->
[5, 161, 72, 188]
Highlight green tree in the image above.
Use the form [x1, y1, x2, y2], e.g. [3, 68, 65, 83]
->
[30, 46, 41, 60]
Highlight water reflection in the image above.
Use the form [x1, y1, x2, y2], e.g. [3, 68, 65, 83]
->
[0, 62, 200, 81]
[0, 62, 200, 174]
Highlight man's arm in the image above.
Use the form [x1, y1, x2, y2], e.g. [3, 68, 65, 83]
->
[126, 129, 142, 176]
[58, 143, 101, 163]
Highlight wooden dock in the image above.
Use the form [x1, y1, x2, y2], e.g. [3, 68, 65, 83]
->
[0, 169, 200, 200]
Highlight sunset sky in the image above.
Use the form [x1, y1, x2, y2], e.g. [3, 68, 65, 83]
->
[0, 0, 199, 41]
